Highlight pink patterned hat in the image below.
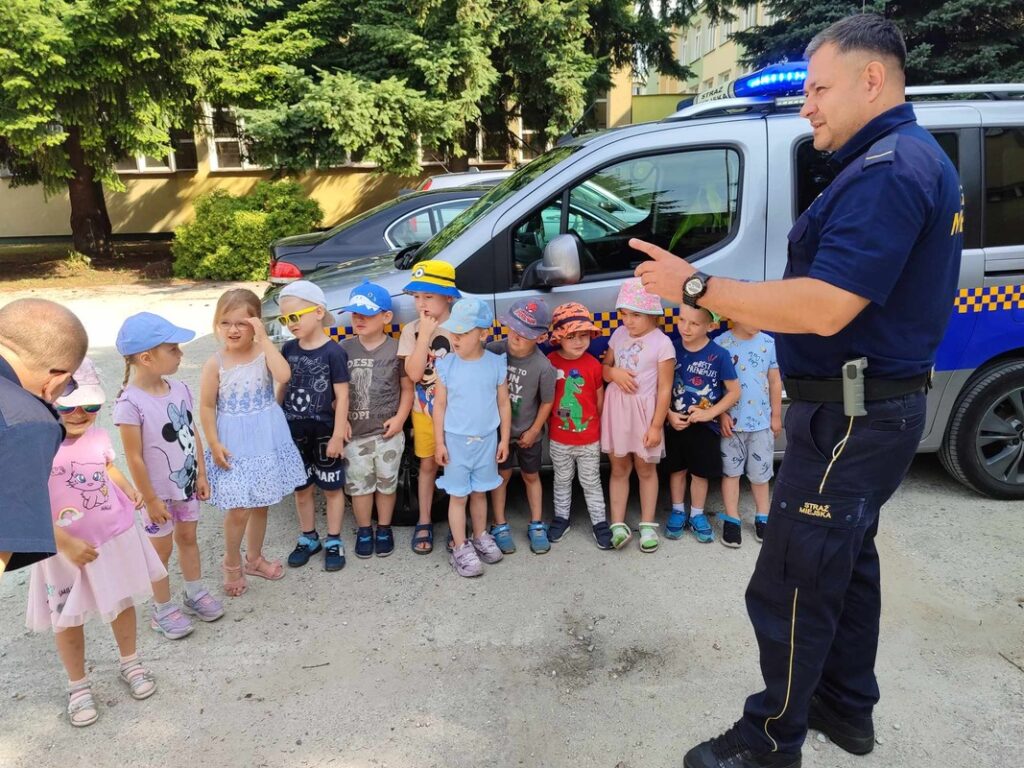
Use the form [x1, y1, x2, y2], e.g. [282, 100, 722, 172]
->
[615, 277, 664, 316]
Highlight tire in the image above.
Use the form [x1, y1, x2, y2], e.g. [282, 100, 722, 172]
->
[939, 360, 1024, 499]
[390, 424, 447, 526]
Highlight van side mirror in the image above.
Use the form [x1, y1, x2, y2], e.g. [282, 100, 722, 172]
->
[522, 233, 583, 288]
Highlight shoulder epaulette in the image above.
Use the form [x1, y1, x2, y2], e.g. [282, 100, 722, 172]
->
[862, 133, 899, 168]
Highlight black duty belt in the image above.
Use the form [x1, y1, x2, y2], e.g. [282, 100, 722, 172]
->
[783, 373, 931, 403]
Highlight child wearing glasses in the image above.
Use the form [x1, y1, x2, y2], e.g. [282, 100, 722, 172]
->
[26, 357, 167, 727]
[275, 281, 351, 572]
[199, 289, 306, 597]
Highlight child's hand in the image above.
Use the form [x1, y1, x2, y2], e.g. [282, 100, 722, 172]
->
[517, 426, 540, 449]
[382, 415, 404, 439]
[128, 487, 145, 510]
[686, 405, 714, 423]
[607, 368, 638, 394]
[720, 412, 735, 438]
[197, 475, 211, 501]
[643, 425, 663, 449]
[667, 411, 689, 431]
[210, 442, 232, 470]
[770, 413, 783, 438]
[435, 442, 449, 467]
[418, 312, 440, 339]
[496, 441, 509, 464]
[326, 435, 345, 459]
[147, 498, 172, 524]
[245, 316, 269, 343]
[344, 421, 353, 442]
[58, 534, 98, 567]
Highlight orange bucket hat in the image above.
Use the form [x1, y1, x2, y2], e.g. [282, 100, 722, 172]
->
[549, 302, 600, 344]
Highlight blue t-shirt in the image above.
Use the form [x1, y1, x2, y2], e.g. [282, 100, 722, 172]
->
[0, 355, 63, 571]
[671, 338, 737, 435]
[281, 339, 351, 424]
[717, 331, 777, 432]
[778, 103, 963, 380]
[436, 350, 508, 436]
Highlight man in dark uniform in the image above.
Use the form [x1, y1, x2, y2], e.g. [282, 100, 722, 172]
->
[632, 14, 964, 768]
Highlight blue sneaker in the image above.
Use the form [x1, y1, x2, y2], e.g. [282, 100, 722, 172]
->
[592, 521, 613, 550]
[324, 537, 345, 571]
[375, 525, 395, 557]
[690, 514, 714, 543]
[490, 523, 516, 554]
[527, 521, 550, 554]
[547, 516, 570, 542]
[355, 527, 374, 559]
[665, 508, 688, 540]
[287, 534, 322, 567]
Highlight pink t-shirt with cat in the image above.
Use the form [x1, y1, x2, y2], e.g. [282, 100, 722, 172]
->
[48, 426, 136, 548]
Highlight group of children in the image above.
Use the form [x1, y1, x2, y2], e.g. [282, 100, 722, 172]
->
[24, 260, 781, 726]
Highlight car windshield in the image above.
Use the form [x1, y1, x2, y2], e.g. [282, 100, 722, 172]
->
[410, 146, 580, 266]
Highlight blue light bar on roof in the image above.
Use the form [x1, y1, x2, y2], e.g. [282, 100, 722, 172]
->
[693, 61, 808, 104]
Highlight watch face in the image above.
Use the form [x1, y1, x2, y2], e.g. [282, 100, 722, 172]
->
[685, 276, 704, 296]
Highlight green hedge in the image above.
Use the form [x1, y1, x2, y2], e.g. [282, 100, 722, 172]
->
[172, 181, 322, 280]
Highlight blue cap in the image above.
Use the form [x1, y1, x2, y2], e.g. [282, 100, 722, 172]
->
[500, 298, 551, 340]
[338, 281, 392, 316]
[116, 312, 195, 356]
[440, 297, 494, 334]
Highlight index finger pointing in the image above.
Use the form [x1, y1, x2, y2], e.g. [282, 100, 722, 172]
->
[629, 238, 667, 260]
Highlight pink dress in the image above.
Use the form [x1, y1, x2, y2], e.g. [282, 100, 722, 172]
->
[25, 426, 166, 633]
[601, 325, 675, 463]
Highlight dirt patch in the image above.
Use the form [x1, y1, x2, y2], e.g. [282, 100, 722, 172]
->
[0, 241, 180, 291]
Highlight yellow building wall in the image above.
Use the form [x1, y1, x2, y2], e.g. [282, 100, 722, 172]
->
[632, 94, 692, 123]
[607, 69, 635, 127]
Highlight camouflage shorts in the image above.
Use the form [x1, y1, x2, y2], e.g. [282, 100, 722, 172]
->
[344, 431, 406, 496]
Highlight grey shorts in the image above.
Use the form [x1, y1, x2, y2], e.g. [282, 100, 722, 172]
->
[721, 429, 775, 484]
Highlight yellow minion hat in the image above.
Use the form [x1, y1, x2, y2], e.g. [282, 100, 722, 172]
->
[402, 260, 461, 298]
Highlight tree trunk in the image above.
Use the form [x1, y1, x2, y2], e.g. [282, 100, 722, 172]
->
[64, 125, 113, 259]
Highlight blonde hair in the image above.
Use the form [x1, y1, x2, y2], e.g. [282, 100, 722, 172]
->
[212, 288, 262, 336]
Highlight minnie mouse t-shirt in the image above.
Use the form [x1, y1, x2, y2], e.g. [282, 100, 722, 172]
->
[48, 426, 136, 548]
[113, 379, 199, 502]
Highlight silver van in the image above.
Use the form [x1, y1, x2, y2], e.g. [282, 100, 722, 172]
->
[264, 72, 1024, 501]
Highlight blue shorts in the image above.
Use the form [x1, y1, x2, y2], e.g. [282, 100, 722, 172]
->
[436, 432, 502, 497]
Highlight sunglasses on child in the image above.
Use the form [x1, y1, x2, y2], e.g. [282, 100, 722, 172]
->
[55, 404, 103, 415]
[277, 305, 320, 326]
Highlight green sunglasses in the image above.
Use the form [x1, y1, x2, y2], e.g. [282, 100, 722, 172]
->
[56, 404, 103, 415]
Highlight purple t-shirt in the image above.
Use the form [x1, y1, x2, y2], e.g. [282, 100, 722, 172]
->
[112, 379, 199, 502]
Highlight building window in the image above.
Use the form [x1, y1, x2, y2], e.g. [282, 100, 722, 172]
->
[207, 106, 261, 171]
[717, 71, 732, 86]
[114, 128, 198, 174]
[701, 77, 714, 93]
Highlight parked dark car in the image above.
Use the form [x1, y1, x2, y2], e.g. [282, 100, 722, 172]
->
[269, 187, 488, 283]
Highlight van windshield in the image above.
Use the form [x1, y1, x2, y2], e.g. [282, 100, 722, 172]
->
[410, 145, 579, 266]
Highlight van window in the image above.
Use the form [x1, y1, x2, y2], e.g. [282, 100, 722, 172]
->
[511, 148, 741, 284]
[984, 127, 1024, 247]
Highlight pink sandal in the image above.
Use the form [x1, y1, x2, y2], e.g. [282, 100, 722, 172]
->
[244, 555, 285, 581]
[222, 561, 248, 597]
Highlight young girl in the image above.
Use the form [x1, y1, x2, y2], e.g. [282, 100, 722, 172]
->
[601, 278, 675, 553]
[114, 313, 223, 639]
[26, 358, 167, 727]
[432, 297, 511, 578]
[199, 289, 307, 597]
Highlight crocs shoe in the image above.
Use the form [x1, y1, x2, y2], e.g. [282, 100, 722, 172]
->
[287, 534, 322, 567]
[181, 589, 225, 622]
[755, 515, 768, 543]
[150, 603, 194, 640]
[638, 522, 659, 553]
[490, 523, 516, 554]
[690, 514, 714, 544]
[355, 527, 374, 559]
[592, 521, 613, 550]
[528, 521, 550, 554]
[450, 540, 483, 577]
[324, 537, 346, 571]
[547, 516, 570, 542]
[665, 508, 688, 539]
[375, 525, 395, 557]
[610, 522, 632, 550]
[472, 532, 504, 564]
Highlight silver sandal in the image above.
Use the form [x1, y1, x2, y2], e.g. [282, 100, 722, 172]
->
[67, 681, 99, 727]
[118, 659, 157, 700]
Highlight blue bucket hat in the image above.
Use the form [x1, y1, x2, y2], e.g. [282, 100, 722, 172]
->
[116, 312, 195, 356]
[339, 281, 392, 316]
[440, 297, 494, 334]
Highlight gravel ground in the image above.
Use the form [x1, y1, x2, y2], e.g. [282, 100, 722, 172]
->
[1, 287, 1022, 768]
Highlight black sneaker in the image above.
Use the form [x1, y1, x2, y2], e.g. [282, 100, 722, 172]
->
[354, 527, 374, 559]
[547, 516, 570, 542]
[287, 534, 321, 567]
[807, 694, 875, 755]
[591, 521, 613, 550]
[722, 520, 742, 548]
[755, 518, 768, 543]
[684, 726, 801, 768]
[323, 538, 345, 571]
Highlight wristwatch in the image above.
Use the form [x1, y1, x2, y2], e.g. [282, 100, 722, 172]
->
[682, 271, 711, 308]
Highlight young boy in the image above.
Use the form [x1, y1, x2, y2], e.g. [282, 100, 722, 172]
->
[716, 323, 782, 546]
[278, 281, 351, 571]
[486, 299, 557, 554]
[396, 260, 460, 555]
[433, 298, 511, 577]
[663, 305, 740, 544]
[338, 281, 414, 559]
[546, 302, 612, 550]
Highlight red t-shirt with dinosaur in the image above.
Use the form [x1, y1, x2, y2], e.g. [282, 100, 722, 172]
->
[546, 351, 603, 446]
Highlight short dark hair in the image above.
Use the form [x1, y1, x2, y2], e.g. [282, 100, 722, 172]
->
[805, 13, 906, 71]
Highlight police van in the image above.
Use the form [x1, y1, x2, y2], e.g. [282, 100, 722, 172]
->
[263, 65, 1024, 502]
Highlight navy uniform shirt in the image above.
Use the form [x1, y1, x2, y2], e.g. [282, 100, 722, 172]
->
[777, 103, 964, 380]
[0, 354, 63, 571]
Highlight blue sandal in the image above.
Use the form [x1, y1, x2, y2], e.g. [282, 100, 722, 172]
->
[665, 510, 688, 539]
[411, 523, 434, 554]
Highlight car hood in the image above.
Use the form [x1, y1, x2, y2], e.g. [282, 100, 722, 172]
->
[263, 251, 404, 311]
